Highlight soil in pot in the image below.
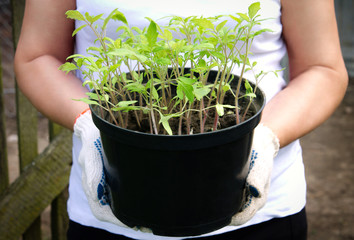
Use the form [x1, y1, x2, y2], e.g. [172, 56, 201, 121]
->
[123, 92, 257, 135]
[96, 69, 259, 136]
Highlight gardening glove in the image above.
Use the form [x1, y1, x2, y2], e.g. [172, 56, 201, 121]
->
[230, 124, 280, 226]
[74, 109, 128, 228]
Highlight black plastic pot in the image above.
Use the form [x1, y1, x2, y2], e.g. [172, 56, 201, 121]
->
[90, 71, 265, 236]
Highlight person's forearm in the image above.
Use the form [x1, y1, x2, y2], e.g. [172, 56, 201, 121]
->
[272, 0, 349, 148]
[260, 65, 348, 148]
[14, 54, 88, 131]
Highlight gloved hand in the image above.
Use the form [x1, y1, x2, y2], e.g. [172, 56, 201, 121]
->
[74, 109, 127, 228]
[230, 124, 280, 226]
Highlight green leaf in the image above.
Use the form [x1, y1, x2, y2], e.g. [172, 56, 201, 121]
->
[108, 49, 147, 62]
[65, 10, 85, 21]
[111, 100, 140, 112]
[114, 39, 122, 48]
[211, 51, 225, 61]
[131, 26, 143, 34]
[73, 98, 99, 105]
[193, 43, 214, 50]
[102, 93, 110, 102]
[244, 79, 253, 94]
[112, 11, 128, 25]
[216, 103, 224, 117]
[96, 59, 104, 68]
[158, 113, 173, 135]
[116, 25, 130, 35]
[179, 76, 196, 85]
[156, 57, 171, 66]
[229, 15, 242, 24]
[274, 68, 285, 78]
[66, 54, 86, 60]
[87, 46, 102, 52]
[243, 93, 256, 98]
[92, 14, 104, 23]
[176, 86, 184, 100]
[161, 29, 173, 41]
[76, 58, 85, 68]
[85, 12, 93, 23]
[216, 20, 228, 32]
[109, 63, 121, 72]
[86, 65, 99, 72]
[146, 20, 158, 47]
[117, 100, 138, 107]
[82, 80, 95, 89]
[103, 9, 115, 29]
[72, 24, 87, 37]
[222, 83, 231, 92]
[253, 28, 273, 37]
[248, 2, 261, 20]
[125, 82, 146, 94]
[148, 85, 159, 100]
[162, 120, 173, 135]
[198, 59, 207, 68]
[58, 62, 77, 73]
[86, 92, 106, 101]
[237, 13, 250, 22]
[192, 18, 214, 29]
[177, 81, 194, 103]
[193, 86, 210, 101]
[112, 106, 140, 112]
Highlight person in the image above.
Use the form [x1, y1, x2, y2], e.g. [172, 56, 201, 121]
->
[14, 0, 348, 239]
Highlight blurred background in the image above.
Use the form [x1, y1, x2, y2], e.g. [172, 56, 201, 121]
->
[1, 0, 353, 239]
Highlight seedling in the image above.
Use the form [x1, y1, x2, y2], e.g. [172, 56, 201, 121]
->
[60, 2, 280, 135]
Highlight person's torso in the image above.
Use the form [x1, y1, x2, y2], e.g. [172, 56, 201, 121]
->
[68, 1, 307, 239]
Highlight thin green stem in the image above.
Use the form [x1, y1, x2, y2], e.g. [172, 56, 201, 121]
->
[235, 38, 250, 124]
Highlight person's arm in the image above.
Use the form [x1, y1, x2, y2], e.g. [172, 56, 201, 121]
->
[261, 0, 348, 147]
[14, 0, 88, 131]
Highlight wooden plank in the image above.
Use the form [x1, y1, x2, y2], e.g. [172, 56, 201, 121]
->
[0, 129, 72, 240]
[49, 122, 69, 240]
[49, 122, 63, 139]
[11, 0, 25, 48]
[0, 44, 9, 194]
[12, 0, 38, 173]
[335, 0, 354, 76]
[51, 189, 69, 240]
[11, 0, 41, 238]
[16, 90, 38, 173]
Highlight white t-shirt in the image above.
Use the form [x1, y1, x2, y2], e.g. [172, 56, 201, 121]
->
[68, 0, 307, 239]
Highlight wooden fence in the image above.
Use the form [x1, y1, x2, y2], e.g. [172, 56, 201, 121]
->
[335, 0, 354, 76]
[0, 1, 72, 239]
